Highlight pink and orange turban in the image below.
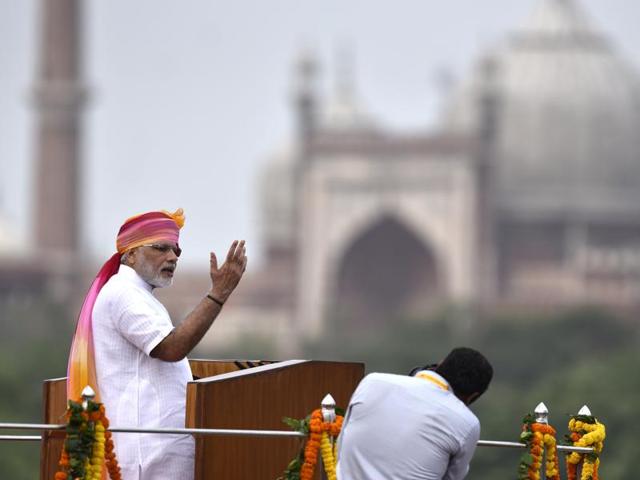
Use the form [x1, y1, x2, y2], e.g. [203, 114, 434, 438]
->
[67, 209, 185, 401]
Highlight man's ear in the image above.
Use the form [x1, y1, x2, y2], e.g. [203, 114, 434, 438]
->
[123, 248, 138, 267]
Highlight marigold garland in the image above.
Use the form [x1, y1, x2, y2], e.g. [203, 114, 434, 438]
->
[279, 408, 344, 480]
[320, 431, 337, 480]
[300, 410, 324, 480]
[518, 413, 560, 480]
[565, 414, 605, 480]
[54, 399, 122, 480]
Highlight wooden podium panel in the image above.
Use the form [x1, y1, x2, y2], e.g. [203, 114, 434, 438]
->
[41, 359, 364, 480]
[186, 360, 364, 480]
[40, 377, 67, 480]
[189, 359, 276, 379]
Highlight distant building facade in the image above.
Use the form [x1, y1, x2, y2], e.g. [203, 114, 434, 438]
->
[209, 0, 640, 350]
[3, 0, 640, 350]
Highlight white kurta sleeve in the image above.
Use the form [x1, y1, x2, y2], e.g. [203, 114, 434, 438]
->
[113, 295, 174, 356]
[443, 422, 480, 480]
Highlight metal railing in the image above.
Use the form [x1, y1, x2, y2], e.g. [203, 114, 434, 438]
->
[0, 389, 594, 454]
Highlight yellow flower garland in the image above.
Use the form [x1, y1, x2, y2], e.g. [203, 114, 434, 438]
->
[320, 431, 338, 480]
[566, 416, 606, 480]
[86, 421, 106, 480]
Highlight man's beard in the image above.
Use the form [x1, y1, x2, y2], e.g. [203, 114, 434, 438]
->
[137, 258, 174, 288]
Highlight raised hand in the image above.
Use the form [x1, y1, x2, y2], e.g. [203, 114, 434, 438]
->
[209, 240, 247, 304]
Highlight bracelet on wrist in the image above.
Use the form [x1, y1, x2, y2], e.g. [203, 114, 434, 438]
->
[206, 294, 224, 307]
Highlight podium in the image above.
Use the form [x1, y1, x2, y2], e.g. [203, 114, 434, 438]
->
[41, 359, 364, 479]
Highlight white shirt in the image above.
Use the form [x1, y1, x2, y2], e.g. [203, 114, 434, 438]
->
[336, 372, 480, 480]
[93, 265, 195, 480]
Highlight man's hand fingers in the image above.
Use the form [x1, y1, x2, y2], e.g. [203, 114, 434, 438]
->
[226, 240, 239, 263]
[234, 240, 246, 260]
[210, 252, 218, 271]
[210, 242, 247, 302]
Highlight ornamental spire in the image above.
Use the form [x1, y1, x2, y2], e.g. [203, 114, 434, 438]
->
[534, 402, 549, 424]
[577, 405, 592, 416]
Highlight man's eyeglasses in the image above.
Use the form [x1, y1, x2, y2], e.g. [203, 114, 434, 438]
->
[140, 243, 182, 258]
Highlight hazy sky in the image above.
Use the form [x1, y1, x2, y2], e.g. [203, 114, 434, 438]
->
[1, 0, 639, 268]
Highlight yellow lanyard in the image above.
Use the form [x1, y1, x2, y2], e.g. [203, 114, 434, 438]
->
[415, 372, 450, 391]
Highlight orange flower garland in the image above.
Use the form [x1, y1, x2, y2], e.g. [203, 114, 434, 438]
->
[300, 409, 344, 480]
[300, 409, 323, 480]
[280, 408, 344, 480]
[54, 399, 122, 480]
[518, 414, 560, 480]
[532, 423, 560, 480]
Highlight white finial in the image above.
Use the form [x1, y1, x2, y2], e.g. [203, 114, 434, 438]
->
[578, 405, 592, 416]
[321, 394, 336, 423]
[81, 385, 96, 400]
[81, 385, 96, 410]
[534, 402, 549, 424]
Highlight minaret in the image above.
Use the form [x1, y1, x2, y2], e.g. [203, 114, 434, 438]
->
[323, 45, 368, 129]
[288, 49, 319, 354]
[334, 45, 356, 110]
[33, 0, 86, 259]
[291, 48, 318, 159]
[474, 54, 501, 303]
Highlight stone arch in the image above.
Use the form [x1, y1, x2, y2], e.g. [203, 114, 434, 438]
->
[330, 214, 441, 330]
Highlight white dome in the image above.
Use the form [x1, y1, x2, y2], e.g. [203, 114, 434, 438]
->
[445, 0, 640, 217]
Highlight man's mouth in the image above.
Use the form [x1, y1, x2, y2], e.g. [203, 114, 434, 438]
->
[161, 266, 176, 276]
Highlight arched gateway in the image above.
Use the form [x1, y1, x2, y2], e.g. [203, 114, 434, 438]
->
[333, 215, 440, 330]
[233, 0, 640, 350]
[295, 138, 481, 337]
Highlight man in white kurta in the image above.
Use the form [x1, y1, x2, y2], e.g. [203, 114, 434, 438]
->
[68, 208, 248, 480]
[93, 264, 194, 479]
[337, 348, 492, 480]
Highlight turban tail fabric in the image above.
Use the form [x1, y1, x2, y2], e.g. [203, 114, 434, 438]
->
[66, 209, 185, 401]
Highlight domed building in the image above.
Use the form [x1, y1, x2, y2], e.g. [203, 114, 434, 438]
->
[445, 0, 640, 303]
[209, 0, 640, 349]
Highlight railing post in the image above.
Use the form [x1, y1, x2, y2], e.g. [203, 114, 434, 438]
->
[321, 394, 336, 423]
[321, 393, 336, 449]
[81, 385, 96, 411]
[573, 405, 592, 479]
[534, 402, 549, 424]
[534, 402, 550, 479]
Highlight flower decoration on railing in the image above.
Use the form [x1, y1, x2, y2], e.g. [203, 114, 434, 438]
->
[278, 405, 344, 480]
[565, 406, 605, 480]
[54, 389, 121, 480]
[518, 409, 560, 480]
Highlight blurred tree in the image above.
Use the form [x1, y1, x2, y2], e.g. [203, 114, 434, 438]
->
[0, 298, 73, 480]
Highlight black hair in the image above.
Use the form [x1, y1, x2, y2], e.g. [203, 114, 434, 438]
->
[408, 363, 438, 377]
[435, 347, 493, 399]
